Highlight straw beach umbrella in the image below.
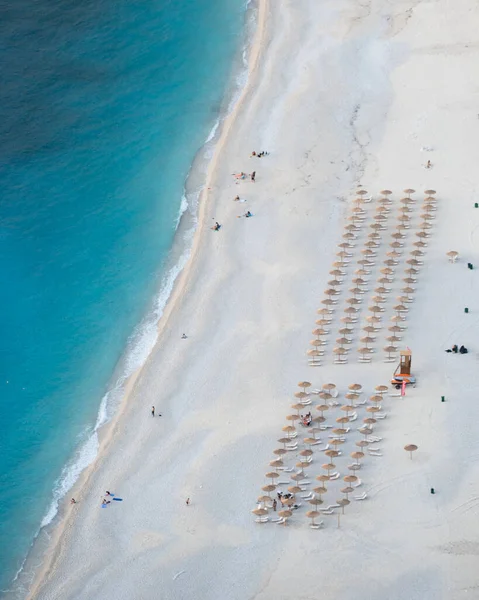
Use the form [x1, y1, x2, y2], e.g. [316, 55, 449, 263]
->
[341, 486, 354, 500]
[278, 509, 292, 523]
[351, 451, 364, 465]
[316, 404, 329, 417]
[312, 486, 328, 500]
[282, 425, 296, 437]
[261, 484, 276, 497]
[349, 383, 362, 393]
[356, 440, 370, 451]
[345, 392, 360, 405]
[404, 444, 418, 459]
[306, 510, 321, 527]
[252, 507, 268, 517]
[384, 345, 398, 360]
[346, 298, 360, 306]
[300, 449, 313, 461]
[298, 381, 312, 393]
[285, 415, 300, 424]
[325, 449, 340, 463]
[358, 347, 373, 360]
[360, 336, 375, 348]
[447, 251, 459, 262]
[265, 472, 280, 484]
[315, 319, 331, 329]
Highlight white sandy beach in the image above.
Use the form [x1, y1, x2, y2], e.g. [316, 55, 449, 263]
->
[28, 0, 479, 598]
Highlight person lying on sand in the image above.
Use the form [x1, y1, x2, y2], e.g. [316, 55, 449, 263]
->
[232, 172, 247, 179]
[211, 222, 221, 231]
[446, 345, 458, 353]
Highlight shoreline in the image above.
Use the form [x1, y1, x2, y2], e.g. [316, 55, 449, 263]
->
[21, 0, 479, 597]
[23, 1, 269, 597]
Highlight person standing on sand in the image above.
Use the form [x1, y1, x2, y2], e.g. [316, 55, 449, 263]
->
[186, 498, 190, 506]
[251, 171, 256, 182]
[151, 406, 155, 417]
[273, 499, 277, 512]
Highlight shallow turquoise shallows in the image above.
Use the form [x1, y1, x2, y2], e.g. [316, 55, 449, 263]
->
[0, 0, 248, 590]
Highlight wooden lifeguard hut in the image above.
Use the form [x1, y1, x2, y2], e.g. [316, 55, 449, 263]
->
[391, 348, 416, 387]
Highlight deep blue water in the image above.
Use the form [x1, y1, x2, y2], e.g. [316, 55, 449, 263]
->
[0, 0, 248, 590]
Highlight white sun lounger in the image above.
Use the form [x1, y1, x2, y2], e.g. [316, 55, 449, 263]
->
[318, 508, 334, 514]
[352, 478, 362, 487]
[255, 517, 269, 523]
[368, 451, 383, 456]
[275, 518, 286, 525]
[366, 435, 382, 442]
[310, 521, 324, 529]
[301, 492, 315, 500]
[374, 413, 387, 419]
[354, 492, 368, 500]
[329, 472, 340, 480]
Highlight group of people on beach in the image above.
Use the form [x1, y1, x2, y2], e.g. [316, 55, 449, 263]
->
[101, 491, 115, 507]
[213, 152, 269, 231]
[446, 344, 468, 354]
[300, 412, 312, 427]
[232, 171, 256, 182]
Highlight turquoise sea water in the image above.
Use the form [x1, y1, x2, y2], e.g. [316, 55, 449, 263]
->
[0, 0, 250, 591]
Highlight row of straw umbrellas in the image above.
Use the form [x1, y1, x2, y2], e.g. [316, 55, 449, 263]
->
[308, 189, 437, 365]
[254, 380, 394, 527]
[353, 188, 437, 359]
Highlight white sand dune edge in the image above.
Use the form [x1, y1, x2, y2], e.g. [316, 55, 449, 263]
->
[30, 0, 479, 598]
